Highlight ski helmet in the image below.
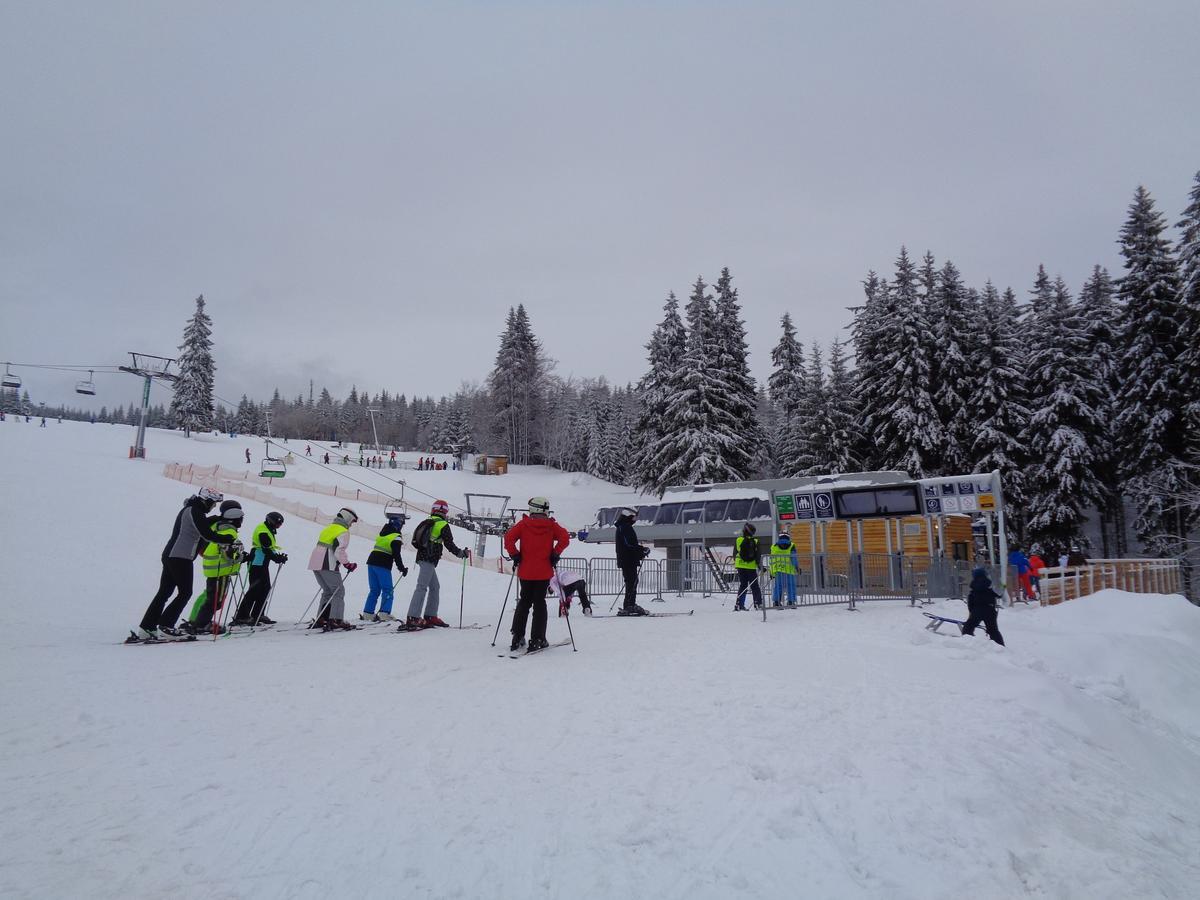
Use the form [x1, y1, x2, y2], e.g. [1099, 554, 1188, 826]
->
[336, 507, 359, 525]
[431, 499, 449, 517]
[777, 532, 791, 544]
[743, 522, 757, 535]
[198, 487, 223, 503]
[617, 506, 638, 519]
[221, 502, 244, 523]
[265, 511, 284, 529]
[528, 496, 551, 515]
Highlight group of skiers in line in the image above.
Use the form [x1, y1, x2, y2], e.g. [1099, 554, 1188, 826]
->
[726, 523, 806, 611]
[132, 489, 603, 649]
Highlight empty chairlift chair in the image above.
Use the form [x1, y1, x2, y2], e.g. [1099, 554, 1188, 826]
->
[75, 370, 96, 396]
[259, 457, 286, 479]
[2, 364, 21, 390]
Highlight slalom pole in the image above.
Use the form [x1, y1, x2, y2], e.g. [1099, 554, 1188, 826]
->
[254, 562, 284, 628]
[458, 553, 468, 629]
[490, 564, 518, 647]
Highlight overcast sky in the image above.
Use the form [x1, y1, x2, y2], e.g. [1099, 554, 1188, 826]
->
[2, 1, 1198, 411]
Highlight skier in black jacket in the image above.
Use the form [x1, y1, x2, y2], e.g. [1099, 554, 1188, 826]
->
[961, 567, 1005, 646]
[136, 488, 235, 639]
[614, 507, 650, 616]
[232, 511, 289, 626]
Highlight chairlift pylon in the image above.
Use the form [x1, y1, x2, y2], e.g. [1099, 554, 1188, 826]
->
[2, 364, 21, 390]
[75, 370, 96, 396]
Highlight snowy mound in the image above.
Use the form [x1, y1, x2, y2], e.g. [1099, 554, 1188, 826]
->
[1, 421, 1198, 898]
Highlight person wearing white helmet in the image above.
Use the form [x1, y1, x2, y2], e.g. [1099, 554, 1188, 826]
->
[133, 487, 236, 642]
[307, 507, 360, 630]
[402, 499, 468, 630]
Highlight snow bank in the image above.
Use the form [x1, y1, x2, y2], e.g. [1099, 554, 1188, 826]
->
[2, 420, 1199, 899]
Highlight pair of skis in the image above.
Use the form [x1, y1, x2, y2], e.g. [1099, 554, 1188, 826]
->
[498, 637, 573, 659]
[589, 610, 694, 619]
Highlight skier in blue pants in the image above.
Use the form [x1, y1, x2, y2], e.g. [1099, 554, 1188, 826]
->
[769, 532, 799, 607]
[362, 516, 408, 621]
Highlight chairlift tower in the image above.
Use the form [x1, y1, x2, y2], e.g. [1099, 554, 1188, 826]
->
[366, 407, 383, 453]
[462, 493, 511, 558]
[118, 352, 179, 459]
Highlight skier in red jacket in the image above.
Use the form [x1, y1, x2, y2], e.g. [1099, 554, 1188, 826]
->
[503, 496, 571, 652]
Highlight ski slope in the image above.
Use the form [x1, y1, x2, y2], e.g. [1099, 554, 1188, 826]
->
[2, 420, 1199, 899]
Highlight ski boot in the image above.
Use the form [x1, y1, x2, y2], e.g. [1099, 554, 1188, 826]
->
[230, 617, 254, 627]
[423, 616, 450, 628]
[359, 612, 379, 623]
[526, 637, 550, 653]
[510, 634, 526, 652]
[617, 604, 649, 617]
[256, 615, 276, 626]
[328, 619, 356, 631]
[753, 602, 764, 611]
[397, 616, 427, 632]
[374, 612, 395, 622]
[733, 602, 747, 611]
[130, 627, 160, 643]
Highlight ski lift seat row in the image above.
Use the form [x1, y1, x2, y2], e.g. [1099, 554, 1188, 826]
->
[2, 364, 20, 390]
[75, 370, 96, 396]
[260, 457, 286, 479]
[385, 499, 408, 527]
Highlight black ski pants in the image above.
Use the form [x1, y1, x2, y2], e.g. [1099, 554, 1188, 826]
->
[511, 579, 550, 642]
[962, 606, 1005, 646]
[620, 562, 640, 609]
[193, 576, 232, 629]
[236, 565, 272, 621]
[736, 568, 764, 608]
[141, 557, 194, 630]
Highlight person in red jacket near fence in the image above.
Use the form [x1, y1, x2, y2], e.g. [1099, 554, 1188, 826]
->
[503, 496, 571, 653]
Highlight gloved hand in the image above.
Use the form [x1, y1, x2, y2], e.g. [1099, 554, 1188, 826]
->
[639, 545, 651, 560]
[230, 540, 245, 556]
[510, 552, 522, 567]
[345, 562, 358, 573]
[459, 549, 469, 560]
[242, 551, 253, 563]
[550, 553, 560, 566]
[559, 597, 571, 617]
[276, 553, 288, 564]
[399, 564, 409, 577]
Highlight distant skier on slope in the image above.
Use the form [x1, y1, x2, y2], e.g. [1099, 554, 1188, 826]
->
[135, 487, 234, 641]
[361, 514, 409, 622]
[232, 511, 288, 626]
[183, 500, 246, 635]
[308, 507, 359, 630]
[614, 507, 651, 616]
[401, 500, 468, 631]
[503, 496, 571, 652]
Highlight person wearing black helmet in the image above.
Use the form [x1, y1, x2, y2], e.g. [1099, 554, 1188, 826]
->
[614, 506, 651, 616]
[232, 511, 288, 626]
[134, 487, 235, 641]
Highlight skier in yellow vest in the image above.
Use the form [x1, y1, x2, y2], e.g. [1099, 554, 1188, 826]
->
[361, 513, 409, 621]
[733, 523, 764, 611]
[307, 507, 359, 630]
[183, 500, 246, 635]
[769, 532, 799, 607]
[232, 511, 288, 626]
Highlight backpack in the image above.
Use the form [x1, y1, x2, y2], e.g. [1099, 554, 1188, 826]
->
[739, 536, 758, 563]
[411, 519, 434, 555]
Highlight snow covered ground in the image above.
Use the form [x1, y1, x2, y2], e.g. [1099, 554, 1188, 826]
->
[2, 420, 1199, 899]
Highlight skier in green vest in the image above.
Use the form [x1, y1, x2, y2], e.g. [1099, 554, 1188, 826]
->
[232, 511, 288, 625]
[361, 514, 409, 621]
[769, 532, 799, 607]
[307, 507, 359, 630]
[733, 523, 764, 611]
[183, 500, 247, 634]
[402, 500, 468, 631]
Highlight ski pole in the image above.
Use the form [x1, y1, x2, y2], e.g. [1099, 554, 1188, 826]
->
[458, 553, 467, 629]
[297, 583, 324, 625]
[564, 606, 577, 652]
[254, 561, 284, 628]
[490, 563, 518, 647]
[312, 569, 352, 627]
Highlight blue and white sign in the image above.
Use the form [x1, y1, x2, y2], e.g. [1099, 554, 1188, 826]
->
[923, 485, 938, 498]
[958, 481, 975, 494]
[925, 497, 942, 514]
[814, 492, 835, 519]
[795, 494, 814, 520]
[941, 483, 956, 497]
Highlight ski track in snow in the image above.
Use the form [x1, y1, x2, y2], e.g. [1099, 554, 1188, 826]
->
[1, 422, 1199, 899]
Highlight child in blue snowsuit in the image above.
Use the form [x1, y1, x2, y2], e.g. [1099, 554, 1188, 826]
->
[362, 518, 409, 621]
[769, 532, 799, 606]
